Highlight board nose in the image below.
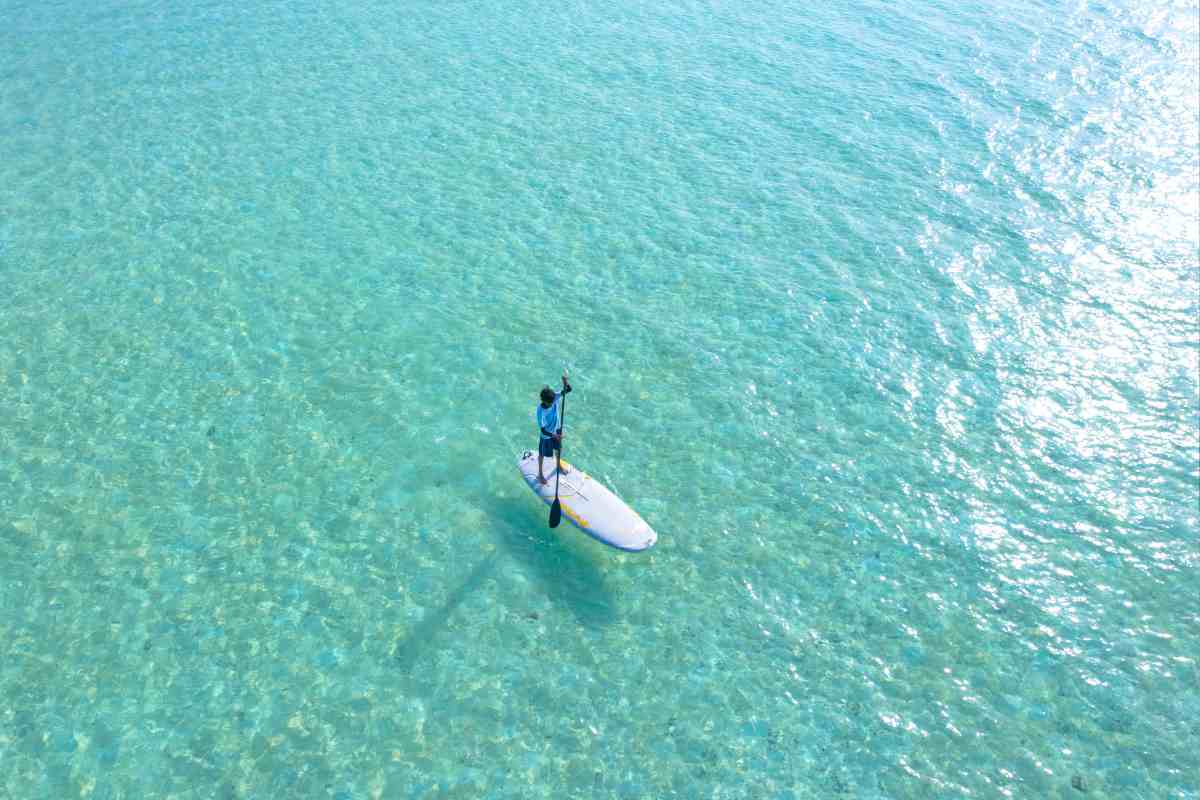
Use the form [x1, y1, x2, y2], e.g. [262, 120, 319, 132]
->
[632, 521, 657, 550]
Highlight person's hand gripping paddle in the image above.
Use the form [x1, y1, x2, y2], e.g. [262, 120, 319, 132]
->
[549, 370, 569, 528]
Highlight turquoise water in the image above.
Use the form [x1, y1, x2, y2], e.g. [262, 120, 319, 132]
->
[2, 0, 1197, 796]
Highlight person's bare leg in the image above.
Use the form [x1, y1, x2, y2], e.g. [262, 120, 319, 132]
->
[555, 438, 568, 474]
[537, 452, 548, 485]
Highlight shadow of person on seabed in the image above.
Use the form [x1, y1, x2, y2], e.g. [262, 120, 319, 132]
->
[389, 493, 617, 673]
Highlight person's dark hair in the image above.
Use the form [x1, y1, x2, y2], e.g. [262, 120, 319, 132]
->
[540, 386, 555, 404]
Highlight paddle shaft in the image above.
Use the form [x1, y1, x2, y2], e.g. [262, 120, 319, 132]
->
[554, 392, 566, 493]
[549, 382, 567, 527]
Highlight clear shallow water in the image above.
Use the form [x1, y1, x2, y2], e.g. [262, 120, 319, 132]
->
[1, 0, 1197, 797]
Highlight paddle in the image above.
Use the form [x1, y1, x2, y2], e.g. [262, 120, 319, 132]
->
[549, 372, 568, 528]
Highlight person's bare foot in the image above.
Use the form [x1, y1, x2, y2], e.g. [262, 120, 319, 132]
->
[537, 475, 548, 485]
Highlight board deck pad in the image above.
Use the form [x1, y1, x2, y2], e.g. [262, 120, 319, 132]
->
[517, 450, 657, 552]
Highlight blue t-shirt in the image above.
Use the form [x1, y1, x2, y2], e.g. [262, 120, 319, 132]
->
[536, 393, 561, 440]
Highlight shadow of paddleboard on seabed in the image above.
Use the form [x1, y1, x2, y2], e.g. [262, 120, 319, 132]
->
[489, 495, 616, 630]
[387, 493, 617, 677]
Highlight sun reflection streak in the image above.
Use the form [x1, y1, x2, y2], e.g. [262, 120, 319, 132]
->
[928, 0, 1199, 580]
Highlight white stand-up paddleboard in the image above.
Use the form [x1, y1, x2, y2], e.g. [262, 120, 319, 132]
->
[517, 450, 657, 552]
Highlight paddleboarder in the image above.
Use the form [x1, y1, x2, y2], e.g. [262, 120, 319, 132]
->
[535, 372, 572, 485]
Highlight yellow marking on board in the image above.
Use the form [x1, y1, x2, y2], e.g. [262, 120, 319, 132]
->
[558, 502, 589, 529]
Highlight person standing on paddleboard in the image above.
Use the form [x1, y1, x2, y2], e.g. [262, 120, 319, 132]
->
[536, 373, 572, 485]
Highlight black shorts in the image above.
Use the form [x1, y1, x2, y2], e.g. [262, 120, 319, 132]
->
[538, 437, 560, 458]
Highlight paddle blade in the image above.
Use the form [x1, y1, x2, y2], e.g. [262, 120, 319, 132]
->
[549, 499, 562, 528]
